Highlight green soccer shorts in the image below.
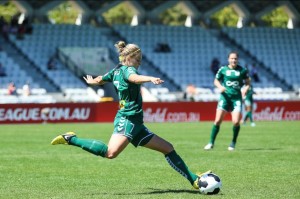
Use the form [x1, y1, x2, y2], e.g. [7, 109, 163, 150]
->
[113, 114, 154, 147]
[217, 94, 242, 113]
[244, 98, 253, 107]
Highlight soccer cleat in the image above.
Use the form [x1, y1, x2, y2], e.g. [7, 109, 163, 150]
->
[204, 143, 214, 150]
[193, 170, 213, 189]
[251, 122, 256, 127]
[51, 132, 76, 145]
[228, 142, 236, 151]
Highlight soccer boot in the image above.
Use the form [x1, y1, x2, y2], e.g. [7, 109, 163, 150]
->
[228, 142, 236, 151]
[192, 170, 213, 189]
[204, 143, 214, 150]
[51, 132, 76, 145]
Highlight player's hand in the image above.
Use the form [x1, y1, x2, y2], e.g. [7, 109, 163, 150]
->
[150, 77, 164, 85]
[219, 86, 226, 93]
[83, 75, 97, 84]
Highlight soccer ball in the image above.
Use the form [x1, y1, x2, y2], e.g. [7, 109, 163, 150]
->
[198, 173, 222, 195]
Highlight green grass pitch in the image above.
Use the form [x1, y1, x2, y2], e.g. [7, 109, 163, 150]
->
[0, 121, 299, 199]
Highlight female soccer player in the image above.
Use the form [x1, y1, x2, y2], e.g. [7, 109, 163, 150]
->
[242, 83, 256, 127]
[51, 41, 210, 189]
[204, 51, 250, 151]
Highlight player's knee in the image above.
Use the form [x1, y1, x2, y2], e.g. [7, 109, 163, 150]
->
[167, 142, 174, 151]
[106, 150, 120, 159]
[232, 120, 240, 126]
[214, 121, 222, 126]
[163, 142, 174, 154]
[157, 141, 174, 154]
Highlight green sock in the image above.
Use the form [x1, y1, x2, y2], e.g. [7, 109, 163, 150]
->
[165, 150, 198, 185]
[248, 112, 253, 123]
[232, 125, 240, 143]
[243, 112, 249, 122]
[209, 124, 220, 144]
[69, 137, 108, 157]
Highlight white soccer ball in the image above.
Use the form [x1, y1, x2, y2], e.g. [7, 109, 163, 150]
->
[198, 173, 222, 194]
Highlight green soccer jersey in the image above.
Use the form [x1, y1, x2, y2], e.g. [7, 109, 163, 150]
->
[102, 65, 143, 117]
[216, 65, 249, 98]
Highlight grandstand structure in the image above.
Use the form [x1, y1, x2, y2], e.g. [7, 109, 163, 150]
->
[0, 0, 300, 103]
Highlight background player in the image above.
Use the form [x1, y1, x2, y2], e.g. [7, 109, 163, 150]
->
[204, 51, 250, 151]
[242, 82, 256, 126]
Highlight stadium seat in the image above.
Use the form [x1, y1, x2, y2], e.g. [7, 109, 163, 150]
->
[113, 25, 231, 89]
[223, 27, 300, 89]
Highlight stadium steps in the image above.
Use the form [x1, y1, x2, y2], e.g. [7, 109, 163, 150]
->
[217, 30, 292, 91]
[100, 27, 182, 91]
[1, 36, 59, 92]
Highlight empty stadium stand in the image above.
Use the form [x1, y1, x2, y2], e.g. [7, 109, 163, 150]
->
[222, 27, 300, 90]
[8, 24, 106, 90]
[114, 25, 229, 89]
[2, 24, 299, 102]
[0, 51, 35, 89]
[113, 25, 283, 91]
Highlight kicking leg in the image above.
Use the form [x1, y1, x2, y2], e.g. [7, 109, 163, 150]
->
[143, 135, 203, 188]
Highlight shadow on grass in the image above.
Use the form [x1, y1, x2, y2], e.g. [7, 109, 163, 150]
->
[241, 148, 281, 151]
[138, 188, 199, 195]
[98, 188, 199, 196]
[91, 188, 225, 197]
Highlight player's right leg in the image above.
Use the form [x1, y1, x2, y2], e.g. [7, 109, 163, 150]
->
[106, 134, 130, 159]
[51, 115, 131, 158]
[51, 132, 110, 157]
[204, 109, 226, 150]
[51, 132, 76, 145]
[51, 132, 130, 158]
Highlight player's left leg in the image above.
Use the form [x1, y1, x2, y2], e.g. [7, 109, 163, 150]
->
[143, 134, 210, 189]
[229, 99, 242, 151]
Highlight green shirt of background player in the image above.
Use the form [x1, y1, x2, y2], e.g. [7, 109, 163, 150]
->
[51, 41, 211, 190]
[204, 51, 250, 151]
[242, 83, 256, 127]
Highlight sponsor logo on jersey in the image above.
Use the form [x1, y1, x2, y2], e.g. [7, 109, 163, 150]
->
[225, 80, 239, 88]
[226, 70, 240, 76]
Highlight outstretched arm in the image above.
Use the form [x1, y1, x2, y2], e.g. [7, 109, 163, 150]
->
[128, 74, 164, 85]
[83, 75, 106, 85]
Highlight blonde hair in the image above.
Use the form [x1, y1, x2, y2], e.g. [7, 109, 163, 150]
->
[115, 41, 142, 65]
